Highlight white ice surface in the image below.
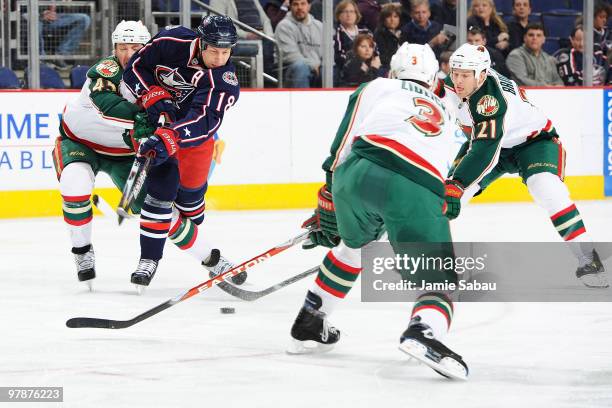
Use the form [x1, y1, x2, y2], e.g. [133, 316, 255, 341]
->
[1, 201, 612, 408]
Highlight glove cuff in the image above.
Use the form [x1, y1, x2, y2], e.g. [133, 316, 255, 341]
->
[318, 185, 335, 211]
[140, 86, 172, 109]
[445, 179, 464, 198]
[154, 127, 179, 156]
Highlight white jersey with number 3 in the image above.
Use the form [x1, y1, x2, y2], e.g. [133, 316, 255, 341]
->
[333, 78, 463, 188]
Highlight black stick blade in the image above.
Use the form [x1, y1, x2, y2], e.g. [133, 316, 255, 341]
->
[66, 317, 133, 329]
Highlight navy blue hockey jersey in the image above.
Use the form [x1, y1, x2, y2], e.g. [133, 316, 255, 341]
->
[123, 26, 240, 148]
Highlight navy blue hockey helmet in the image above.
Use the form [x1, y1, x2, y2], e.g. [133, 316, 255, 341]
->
[197, 15, 238, 49]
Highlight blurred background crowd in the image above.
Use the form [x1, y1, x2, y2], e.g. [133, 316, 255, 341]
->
[0, 0, 610, 89]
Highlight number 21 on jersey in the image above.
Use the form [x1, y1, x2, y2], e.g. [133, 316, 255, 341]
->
[405, 97, 445, 137]
[475, 119, 497, 139]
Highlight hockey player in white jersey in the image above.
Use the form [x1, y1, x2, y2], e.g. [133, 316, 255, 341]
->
[441, 43, 607, 288]
[288, 43, 469, 380]
[53, 21, 229, 291]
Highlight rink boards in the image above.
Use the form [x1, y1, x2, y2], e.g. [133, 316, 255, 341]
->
[0, 87, 607, 218]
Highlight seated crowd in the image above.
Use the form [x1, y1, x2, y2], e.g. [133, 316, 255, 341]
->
[1, 0, 611, 88]
[268, 0, 612, 87]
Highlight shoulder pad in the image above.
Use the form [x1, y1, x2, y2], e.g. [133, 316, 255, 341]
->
[212, 66, 239, 88]
[88, 57, 122, 80]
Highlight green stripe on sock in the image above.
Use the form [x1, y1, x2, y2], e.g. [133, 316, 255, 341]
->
[552, 208, 580, 227]
[62, 200, 92, 221]
[322, 255, 360, 283]
[558, 219, 585, 238]
[169, 217, 195, 248]
[317, 269, 353, 294]
[413, 299, 453, 320]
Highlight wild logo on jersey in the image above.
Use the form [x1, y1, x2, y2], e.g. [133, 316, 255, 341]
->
[154, 65, 195, 103]
[476, 95, 499, 117]
[96, 60, 120, 78]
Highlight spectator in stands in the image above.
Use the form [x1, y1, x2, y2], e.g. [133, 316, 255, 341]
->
[437, 50, 452, 79]
[431, 0, 456, 27]
[467, 25, 512, 78]
[374, 2, 403, 70]
[401, 0, 449, 56]
[40, 3, 91, 70]
[506, 22, 563, 86]
[340, 33, 383, 85]
[334, 1, 372, 74]
[593, 1, 612, 58]
[356, 0, 382, 32]
[275, 0, 323, 88]
[467, 0, 510, 55]
[555, 25, 609, 86]
[264, 0, 289, 30]
[507, 0, 532, 52]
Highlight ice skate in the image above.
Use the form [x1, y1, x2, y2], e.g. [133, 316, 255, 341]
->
[576, 250, 609, 288]
[73, 245, 95, 291]
[287, 291, 340, 355]
[399, 318, 468, 380]
[131, 258, 158, 294]
[203, 249, 247, 285]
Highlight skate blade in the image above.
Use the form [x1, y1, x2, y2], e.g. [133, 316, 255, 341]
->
[286, 339, 335, 355]
[579, 273, 610, 288]
[83, 280, 93, 292]
[135, 284, 146, 295]
[399, 340, 468, 381]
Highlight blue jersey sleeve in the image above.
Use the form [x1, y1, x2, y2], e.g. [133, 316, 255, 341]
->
[123, 29, 189, 97]
[170, 66, 240, 147]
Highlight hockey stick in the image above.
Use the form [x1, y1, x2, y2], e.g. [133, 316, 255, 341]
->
[66, 230, 311, 329]
[215, 266, 318, 301]
[116, 156, 151, 225]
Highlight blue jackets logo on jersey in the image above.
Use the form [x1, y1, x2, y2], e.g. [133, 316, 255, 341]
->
[154, 65, 195, 103]
[222, 71, 239, 86]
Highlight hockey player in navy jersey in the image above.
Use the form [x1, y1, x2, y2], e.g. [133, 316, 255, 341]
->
[122, 15, 245, 290]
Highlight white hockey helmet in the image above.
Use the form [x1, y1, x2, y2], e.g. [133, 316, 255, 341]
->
[449, 43, 491, 79]
[112, 20, 151, 45]
[390, 42, 439, 88]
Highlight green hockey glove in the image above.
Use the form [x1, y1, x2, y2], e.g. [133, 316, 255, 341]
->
[301, 185, 341, 249]
[444, 179, 464, 220]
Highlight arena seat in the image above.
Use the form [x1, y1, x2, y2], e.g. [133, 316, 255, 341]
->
[0, 67, 21, 89]
[70, 65, 89, 89]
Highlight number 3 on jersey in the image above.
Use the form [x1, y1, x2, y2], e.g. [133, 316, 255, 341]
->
[405, 97, 444, 137]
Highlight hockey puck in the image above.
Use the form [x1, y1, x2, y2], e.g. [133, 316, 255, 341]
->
[220, 307, 235, 314]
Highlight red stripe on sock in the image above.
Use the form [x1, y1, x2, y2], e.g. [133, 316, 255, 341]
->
[140, 221, 171, 231]
[551, 204, 576, 221]
[181, 207, 204, 217]
[62, 194, 91, 202]
[168, 217, 182, 236]
[412, 305, 451, 328]
[64, 215, 92, 226]
[565, 226, 586, 241]
[327, 250, 361, 274]
[315, 276, 347, 298]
